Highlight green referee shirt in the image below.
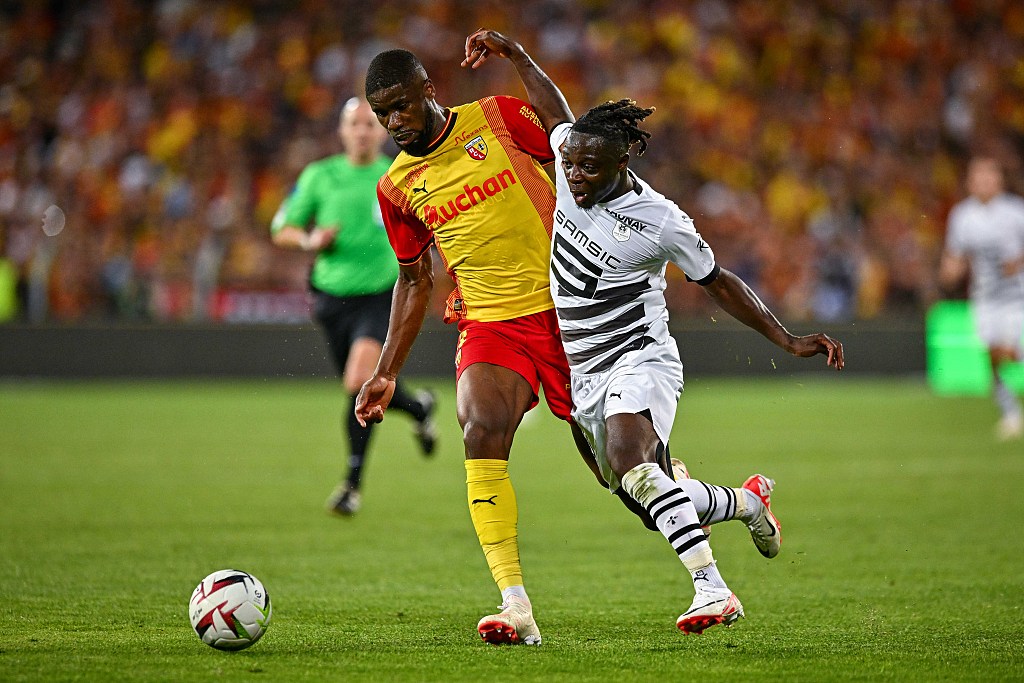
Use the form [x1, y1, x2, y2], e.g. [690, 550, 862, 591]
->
[272, 154, 399, 298]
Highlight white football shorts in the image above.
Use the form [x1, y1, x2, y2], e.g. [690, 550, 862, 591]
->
[972, 299, 1024, 350]
[570, 338, 684, 491]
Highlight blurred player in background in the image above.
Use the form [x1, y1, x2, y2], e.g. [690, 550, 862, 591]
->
[463, 28, 845, 635]
[355, 47, 665, 647]
[940, 156, 1024, 440]
[271, 97, 437, 516]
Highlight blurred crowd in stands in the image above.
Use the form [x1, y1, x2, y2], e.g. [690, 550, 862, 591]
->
[1, 0, 1022, 324]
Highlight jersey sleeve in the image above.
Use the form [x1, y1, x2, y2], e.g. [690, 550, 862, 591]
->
[269, 191, 293, 235]
[494, 96, 555, 164]
[281, 165, 319, 229]
[661, 208, 719, 285]
[377, 180, 433, 265]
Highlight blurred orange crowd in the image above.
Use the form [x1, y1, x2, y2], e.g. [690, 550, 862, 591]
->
[1, 0, 1022, 324]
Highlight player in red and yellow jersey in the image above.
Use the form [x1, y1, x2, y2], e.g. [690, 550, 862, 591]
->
[376, 94, 556, 324]
[355, 48, 619, 646]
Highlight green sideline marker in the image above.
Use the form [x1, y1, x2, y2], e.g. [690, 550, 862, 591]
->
[926, 300, 1024, 396]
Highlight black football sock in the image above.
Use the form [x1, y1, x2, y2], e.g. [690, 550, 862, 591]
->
[388, 381, 429, 422]
[613, 487, 659, 532]
[345, 394, 374, 489]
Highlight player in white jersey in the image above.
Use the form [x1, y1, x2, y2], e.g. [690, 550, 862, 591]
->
[940, 156, 1024, 440]
[464, 29, 844, 636]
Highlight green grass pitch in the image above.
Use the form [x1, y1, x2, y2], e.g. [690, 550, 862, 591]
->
[1, 377, 1022, 682]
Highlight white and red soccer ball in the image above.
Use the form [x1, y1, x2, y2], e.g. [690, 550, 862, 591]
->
[188, 569, 272, 650]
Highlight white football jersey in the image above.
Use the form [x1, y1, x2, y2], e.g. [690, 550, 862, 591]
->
[945, 193, 1024, 303]
[549, 122, 718, 374]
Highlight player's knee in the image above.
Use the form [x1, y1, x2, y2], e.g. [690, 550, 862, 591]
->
[606, 437, 659, 478]
[462, 418, 512, 458]
[609, 412, 661, 457]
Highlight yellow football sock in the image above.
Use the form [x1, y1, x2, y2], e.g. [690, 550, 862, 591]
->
[465, 459, 522, 591]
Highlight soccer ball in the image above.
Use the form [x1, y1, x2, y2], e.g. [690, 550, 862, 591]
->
[188, 569, 272, 651]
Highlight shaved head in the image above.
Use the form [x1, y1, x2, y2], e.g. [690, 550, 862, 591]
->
[365, 49, 428, 98]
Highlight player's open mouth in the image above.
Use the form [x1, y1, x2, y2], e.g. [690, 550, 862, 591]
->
[570, 189, 589, 204]
[394, 131, 417, 145]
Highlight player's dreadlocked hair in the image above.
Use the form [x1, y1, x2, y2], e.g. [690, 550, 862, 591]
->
[571, 99, 656, 156]
[365, 49, 428, 97]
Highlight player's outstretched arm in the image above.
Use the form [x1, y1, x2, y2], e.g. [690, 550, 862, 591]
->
[702, 267, 844, 370]
[355, 254, 435, 425]
[461, 28, 574, 132]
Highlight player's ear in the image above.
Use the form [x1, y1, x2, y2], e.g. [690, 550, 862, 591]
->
[422, 78, 436, 101]
[618, 154, 630, 172]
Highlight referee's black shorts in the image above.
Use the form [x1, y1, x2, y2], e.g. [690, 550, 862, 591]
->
[311, 288, 392, 375]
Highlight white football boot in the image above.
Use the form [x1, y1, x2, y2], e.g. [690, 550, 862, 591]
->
[477, 595, 542, 646]
[325, 484, 361, 516]
[997, 412, 1023, 441]
[742, 474, 781, 558]
[676, 587, 744, 634]
[670, 457, 690, 480]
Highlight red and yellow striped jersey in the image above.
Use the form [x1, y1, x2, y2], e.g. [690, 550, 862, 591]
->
[377, 96, 556, 322]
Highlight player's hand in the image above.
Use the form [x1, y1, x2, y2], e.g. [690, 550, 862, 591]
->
[354, 374, 397, 426]
[308, 226, 338, 251]
[1002, 257, 1024, 277]
[462, 29, 519, 69]
[788, 333, 845, 370]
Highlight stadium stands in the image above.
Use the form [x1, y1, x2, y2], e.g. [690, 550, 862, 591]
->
[1, 0, 1021, 323]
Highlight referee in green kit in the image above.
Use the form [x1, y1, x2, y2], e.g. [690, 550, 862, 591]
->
[272, 97, 437, 516]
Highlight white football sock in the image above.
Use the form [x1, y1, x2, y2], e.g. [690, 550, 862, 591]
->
[690, 561, 728, 591]
[674, 479, 761, 525]
[501, 585, 528, 604]
[994, 378, 1022, 418]
[621, 463, 721, 577]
